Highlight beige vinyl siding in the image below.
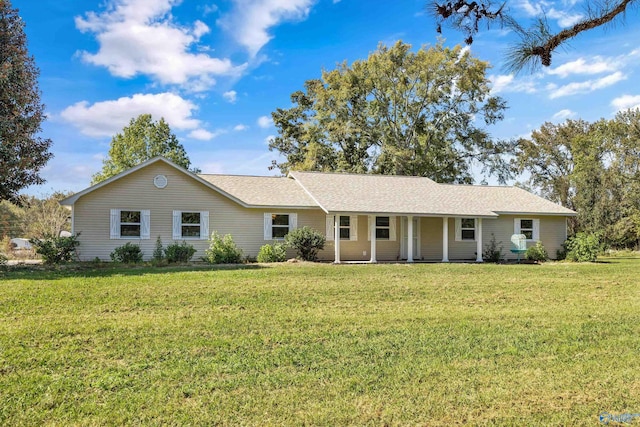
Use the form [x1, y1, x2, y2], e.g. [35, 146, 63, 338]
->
[320, 215, 401, 261]
[483, 215, 567, 260]
[72, 162, 326, 261]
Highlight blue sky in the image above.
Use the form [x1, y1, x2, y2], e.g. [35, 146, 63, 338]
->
[14, 0, 640, 194]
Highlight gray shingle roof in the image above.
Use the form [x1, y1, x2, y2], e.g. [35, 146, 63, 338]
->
[198, 174, 318, 208]
[289, 171, 576, 216]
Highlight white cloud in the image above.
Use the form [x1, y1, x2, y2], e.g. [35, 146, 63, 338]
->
[60, 92, 201, 137]
[234, 124, 248, 131]
[547, 57, 616, 78]
[257, 115, 273, 128]
[489, 74, 537, 94]
[223, 90, 237, 103]
[552, 109, 576, 120]
[188, 128, 225, 140]
[218, 0, 315, 57]
[611, 95, 640, 112]
[75, 0, 245, 90]
[515, 1, 583, 27]
[548, 71, 626, 99]
[264, 135, 276, 145]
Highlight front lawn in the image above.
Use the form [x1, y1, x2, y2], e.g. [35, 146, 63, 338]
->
[1, 259, 639, 425]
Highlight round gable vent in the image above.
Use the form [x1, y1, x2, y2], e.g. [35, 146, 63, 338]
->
[153, 174, 168, 189]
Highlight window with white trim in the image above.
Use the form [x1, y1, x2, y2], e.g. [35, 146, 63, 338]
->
[455, 218, 476, 241]
[515, 218, 540, 241]
[376, 216, 391, 240]
[326, 215, 358, 241]
[264, 213, 297, 240]
[172, 211, 209, 240]
[110, 209, 150, 239]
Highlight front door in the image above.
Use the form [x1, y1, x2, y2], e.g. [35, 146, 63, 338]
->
[400, 217, 420, 260]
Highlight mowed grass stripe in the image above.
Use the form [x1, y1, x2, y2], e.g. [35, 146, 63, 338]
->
[1, 260, 639, 425]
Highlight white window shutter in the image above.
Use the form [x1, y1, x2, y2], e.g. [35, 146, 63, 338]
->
[514, 218, 521, 235]
[141, 210, 151, 239]
[110, 209, 119, 239]
[326, 215, 334, 241]
[173, 210, 181, 240]
[201, 211, 209, 240]
[389, 216, 397, 241]
[533, 219, 540, 241]
[289, 213, 297, 231]
[350, 215, 358, 241]
[455, 218, 462, 242]
[264, 213, 272, 240]
[367, 216, 373, 241]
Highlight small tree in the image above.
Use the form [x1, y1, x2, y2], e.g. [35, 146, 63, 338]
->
[482, 233, 503, 263]
[152, 236, 164, 262]
[284, 226, 325, 261]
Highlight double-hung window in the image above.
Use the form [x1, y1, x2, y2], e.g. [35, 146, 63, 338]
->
[326, 215, 358, 241]
[455, 218, 476, 241]
[264, 213, 297, 240]
[172, 211, 209, 240]
[110, 209, 150, 239]
[367, 216, 396, 241]
[515, 218, 540, 241]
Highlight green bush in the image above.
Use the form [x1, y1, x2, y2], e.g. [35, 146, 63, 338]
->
[483, 233, 503, 263]
[30, 234, 80, 264]
[110, 242, 143, 264]
[165, 241, 197, 263]
[204, 232, 243, 264]
[257, 243, 287, 263]
[565, 233, 601, 262]
[152, 236, 164, 262]
[284, 226, 326, 261]
[0, 251, 7, 269]
[525, 241, 548, 262]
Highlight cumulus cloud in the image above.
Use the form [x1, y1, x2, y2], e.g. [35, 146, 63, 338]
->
[547, 57, 616, 78]
[257, 115, 273, 128]
[188, 128, 226, 141]
[552, 109, 576, 120]
[75, 0, 245, 90]
[60, 92, 201, 137]
[548, 71, 626, 99]
[611, 95, 640, 112]
[218, 0, 315, 56]
[489, 74, 537, 94]
[234, 124, 248, 131]
[223, 90, 238, 103]
[515, 0, 583, 27]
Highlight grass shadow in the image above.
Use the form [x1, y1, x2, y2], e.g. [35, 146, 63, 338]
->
[1, 262, 268, 281]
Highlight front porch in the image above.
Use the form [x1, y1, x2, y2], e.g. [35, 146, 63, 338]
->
[327, 215, 486, 264]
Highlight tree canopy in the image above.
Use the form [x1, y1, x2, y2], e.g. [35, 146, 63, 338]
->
[516, 110, 640, 248]
[92, 114, 200, 184]
[429, 0, 637, 72]
[269, 41, 511, 184]
[0, 0, 53, 201]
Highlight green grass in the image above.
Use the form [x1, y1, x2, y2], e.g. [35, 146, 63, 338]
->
[1, 259, 640, 425]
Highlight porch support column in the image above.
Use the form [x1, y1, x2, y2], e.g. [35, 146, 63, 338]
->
[369, 215, 377, 263]
[442, 217, 449, 262]
[334, 215, 341, 264]
[407, 215, 414, 263]
[476, 218, 483, 262]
